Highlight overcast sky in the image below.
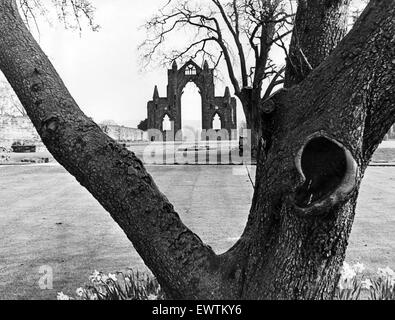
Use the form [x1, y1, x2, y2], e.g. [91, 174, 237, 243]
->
[3, 0, 367, 128]
[32, 0, 170, 128]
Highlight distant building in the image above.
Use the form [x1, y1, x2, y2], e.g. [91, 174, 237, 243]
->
[0, 113, 146, 152]
[147, 60, 237, 140]
[99, 122, 146, 142]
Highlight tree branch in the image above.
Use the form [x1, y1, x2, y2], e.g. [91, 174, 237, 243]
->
[212, 0, 248, 87]
[282, 0, 394, 164]
[0, 0, 221, 299]
[262, 66, 285, 101]
[284, 0, 351, 88]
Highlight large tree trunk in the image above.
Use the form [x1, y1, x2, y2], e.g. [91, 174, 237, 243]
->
[224, 0, 394, 299]
[0, 0, 222, 300]
[0, 0, 393, 299]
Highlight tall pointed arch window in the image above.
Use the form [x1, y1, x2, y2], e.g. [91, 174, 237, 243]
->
[212, 113, 222, 130]
[185, 65, 197, 75]
[162, 114, 172, 131]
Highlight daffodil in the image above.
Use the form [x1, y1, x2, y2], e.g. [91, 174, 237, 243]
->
[361, 279, 373, 289]
[352, 262, 365, 274]
[89, 270, 102, 282]
[338, 262, 357, 290]
[57, 292, 71, 300]
[378, 267, 395, 279]
[108, 273, 117, 282]
[341, 262, 356, 281]
[76, 287, 85, 297]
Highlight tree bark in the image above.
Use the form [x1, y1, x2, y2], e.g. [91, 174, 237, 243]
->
[285, 0, 351, 88]
[0, 0, 224, 300]
[223, 0, 394, 299]
[0, 0, 393, 300]
[237, 87, 263, 160]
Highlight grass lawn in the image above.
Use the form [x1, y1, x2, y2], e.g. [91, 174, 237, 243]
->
[0, 164, 394, 299]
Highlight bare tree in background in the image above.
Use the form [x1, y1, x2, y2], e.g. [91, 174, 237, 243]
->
[17, 0, 98, 32]
[140, 0, 296, 154]
[0, 0, 394, 299]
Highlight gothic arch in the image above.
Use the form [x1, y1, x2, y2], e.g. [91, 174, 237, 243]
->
[212, 112, 222, 130]
[176, 60, 205, 98]
[147, 59, 237, 140]
[161, 113, 172, 131]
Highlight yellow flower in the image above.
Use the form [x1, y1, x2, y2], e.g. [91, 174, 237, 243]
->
[352, 262, 365, 274]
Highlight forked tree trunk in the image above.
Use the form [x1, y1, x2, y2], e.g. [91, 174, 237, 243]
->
[0, 0, 393, 299]
[227, 0, 394, 298]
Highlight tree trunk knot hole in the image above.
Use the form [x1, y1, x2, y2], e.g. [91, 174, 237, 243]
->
[260, 99, 276, 114]
[294, 134, 358, 213]
[41, 116, 59, 135]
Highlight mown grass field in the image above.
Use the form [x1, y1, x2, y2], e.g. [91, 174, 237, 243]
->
[0, 163, 395, 299]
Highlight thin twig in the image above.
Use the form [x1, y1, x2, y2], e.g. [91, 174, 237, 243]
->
[245, 164, 255, 189]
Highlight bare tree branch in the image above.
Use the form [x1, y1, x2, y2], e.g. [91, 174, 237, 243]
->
[262, 66, 285, 101]
[17, 0, 99, 33]
[140, 0, 295, 115]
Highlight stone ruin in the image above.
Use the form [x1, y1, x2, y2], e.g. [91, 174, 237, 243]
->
[147, 60, 237, 140]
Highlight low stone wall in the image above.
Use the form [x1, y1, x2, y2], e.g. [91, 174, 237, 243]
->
[0, 115, 148, 151]
[0, 115, 41, 149]
[100, 124, 147, 142]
